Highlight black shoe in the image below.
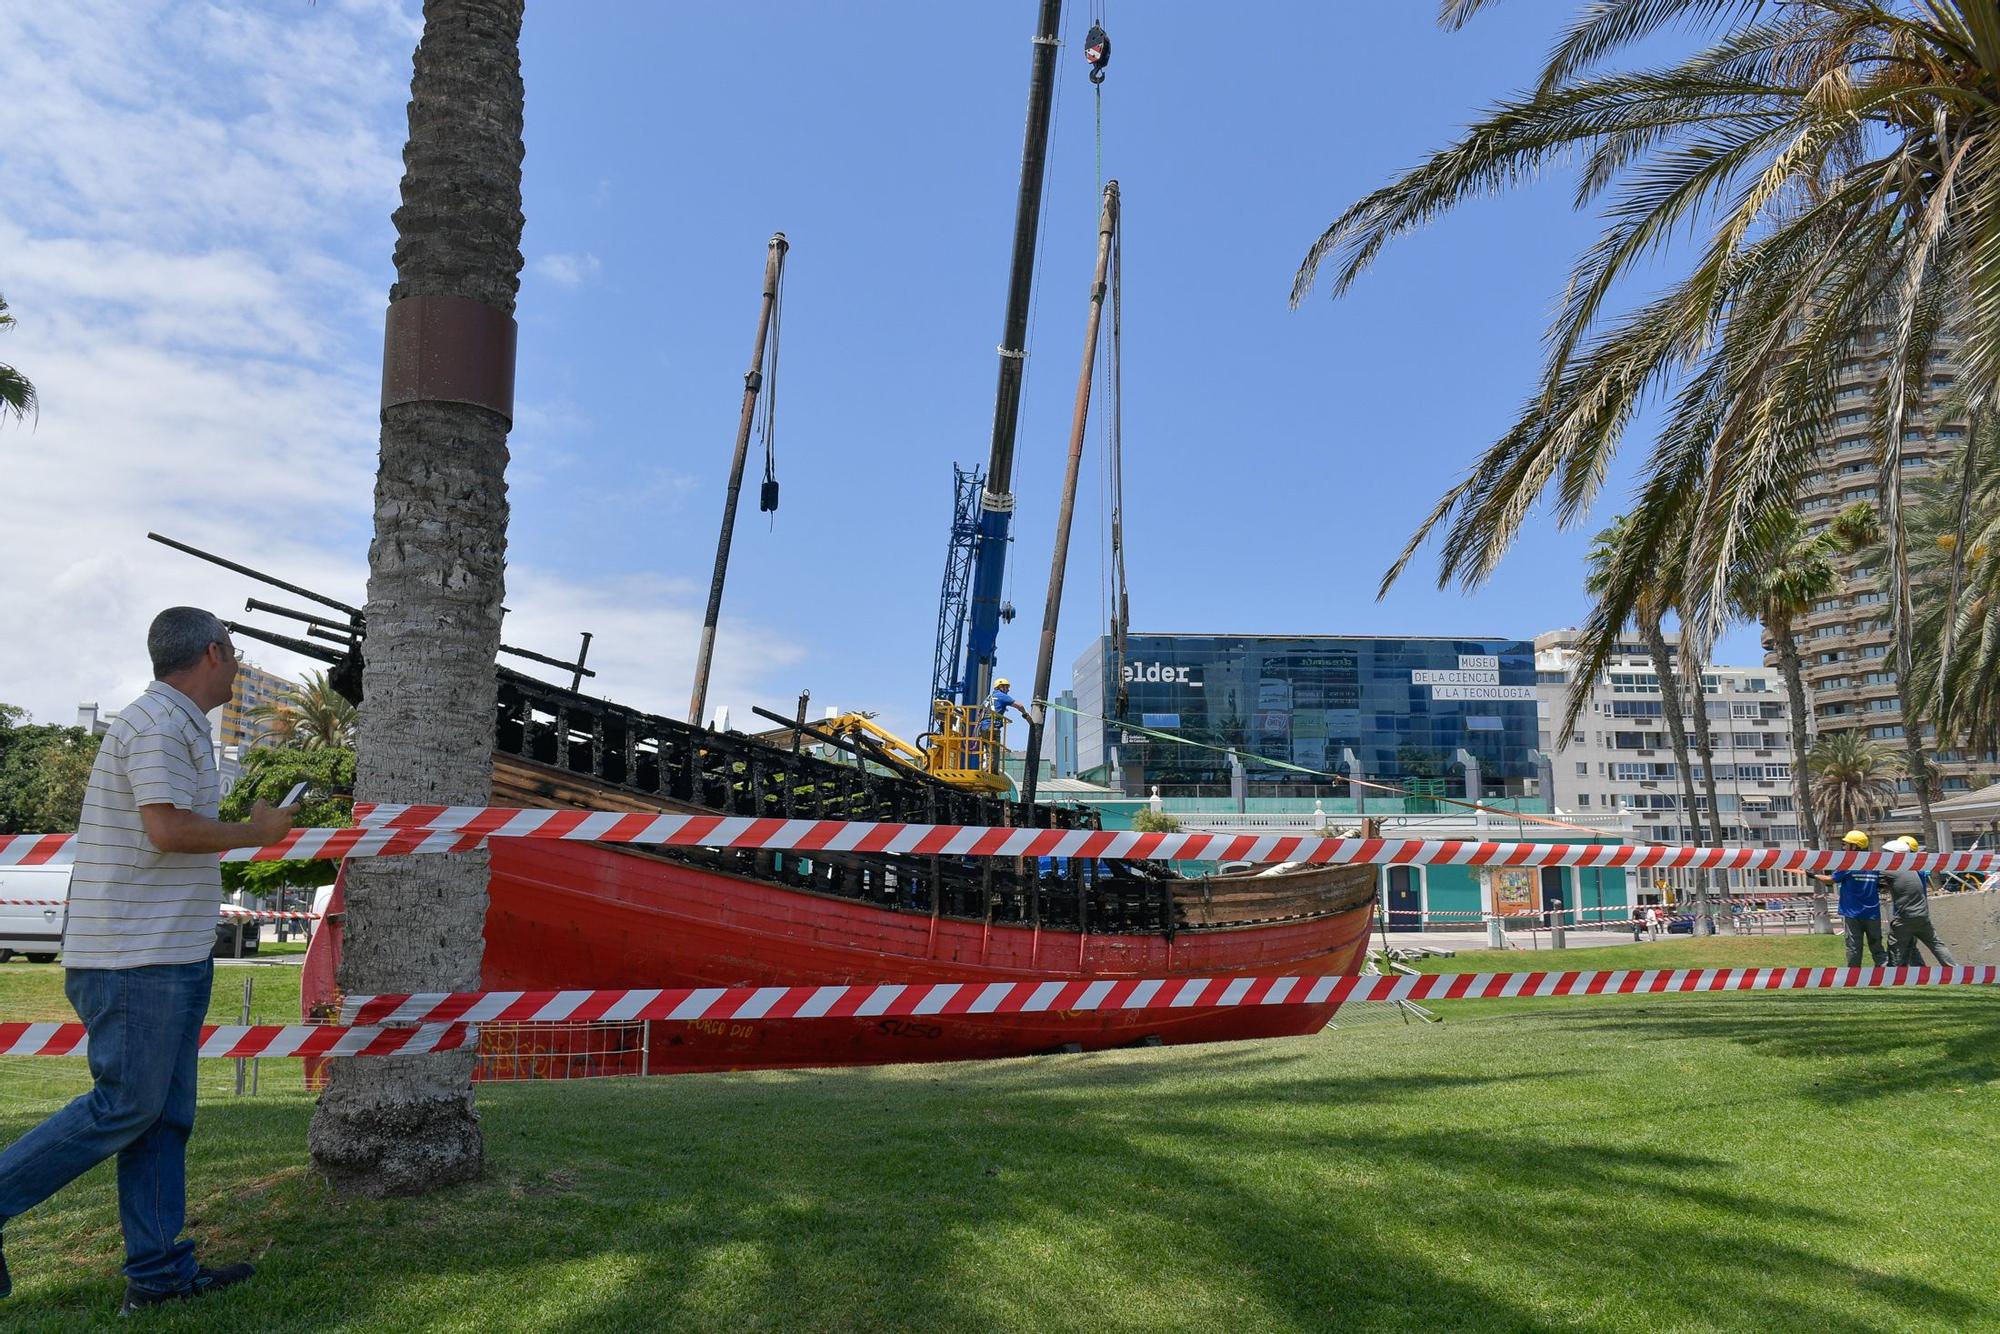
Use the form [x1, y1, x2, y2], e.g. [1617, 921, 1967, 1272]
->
[118, 1262, 254, 1316]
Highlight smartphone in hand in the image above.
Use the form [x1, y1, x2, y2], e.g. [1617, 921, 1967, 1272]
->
[281, 781, 310, 808]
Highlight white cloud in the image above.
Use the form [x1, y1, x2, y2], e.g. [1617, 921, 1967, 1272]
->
[498, 569, 803, 725]
[531, 252, 602, 288]
[0, 1, 799, 740]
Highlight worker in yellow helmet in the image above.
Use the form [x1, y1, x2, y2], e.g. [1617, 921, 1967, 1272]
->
[987, 677, 1034, 725]
[1812, 829, 1887, 967]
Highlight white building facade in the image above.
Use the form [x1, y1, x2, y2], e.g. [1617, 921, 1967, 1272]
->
[1535, 628, 1802, 849]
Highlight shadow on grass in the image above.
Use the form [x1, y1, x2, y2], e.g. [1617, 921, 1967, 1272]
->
[1532, 991, 2000, 1106]
[2, 1019, 1993, 1331]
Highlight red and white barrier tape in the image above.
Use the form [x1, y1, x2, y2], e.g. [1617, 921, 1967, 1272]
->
[0, 900, 318, 922]
[339, 965, 2000, 1026]
[0, 1021, 473, 1059]
[4, 808, 1995, 875]
[8, 968, 1988, 1058]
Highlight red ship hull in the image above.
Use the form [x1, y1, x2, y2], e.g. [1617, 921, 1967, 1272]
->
[304, 839, 1377, 1075]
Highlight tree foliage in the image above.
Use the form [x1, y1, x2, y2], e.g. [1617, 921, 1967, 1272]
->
[1806, 730, 1899, 833]
[219, 745, 355, 894]
[0, 293, 36, 427]
[248, 669, 358, 750]
[1727, 508, 1838, 845]
[0, 705, 101, 834]
[1299, 1, 2000, 742]
[1880, 421, 2000, 750]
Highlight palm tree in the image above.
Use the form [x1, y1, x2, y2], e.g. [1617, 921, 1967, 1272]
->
[1585, 516, 1715, 933]
[1727, 511, 1837, 850]
[308, 0, 524, 1197]
[247, 670, 357, 750]
[1296, 3, 2000, 807]
[1807, 730, 1900, 833]
[1826, 499, 1943, 826]
[1887, 424, 2000, 751]
[0, 294, 36, 426]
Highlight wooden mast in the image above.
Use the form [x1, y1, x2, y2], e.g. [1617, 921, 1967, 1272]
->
[1021, 181, 1119, 806]
[689, 232, 789, 727]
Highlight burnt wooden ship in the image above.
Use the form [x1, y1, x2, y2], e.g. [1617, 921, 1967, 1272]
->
[147, 535, 1378, 1073]
[292, 661, 1377, 1074]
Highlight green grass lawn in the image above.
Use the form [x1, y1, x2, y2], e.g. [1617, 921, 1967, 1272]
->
[1, 939, 1996, 1331]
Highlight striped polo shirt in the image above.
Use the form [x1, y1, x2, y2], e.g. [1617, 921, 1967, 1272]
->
[62, 681, 222, 969]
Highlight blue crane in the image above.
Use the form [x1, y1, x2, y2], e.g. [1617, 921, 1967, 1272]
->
[932, 0, 1063, 719]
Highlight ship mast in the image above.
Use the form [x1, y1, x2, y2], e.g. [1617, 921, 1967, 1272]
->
[1021, 181, 1118, 807]
[689, 232, 789, 727]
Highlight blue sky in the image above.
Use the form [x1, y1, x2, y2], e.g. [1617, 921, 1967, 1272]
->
[0, 1, 1757, 735]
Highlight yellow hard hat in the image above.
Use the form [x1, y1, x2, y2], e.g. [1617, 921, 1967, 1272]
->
[1884, 836, 1917, 854]
[1842, 829, 1870, 850]
[994, 678, 1011, 689]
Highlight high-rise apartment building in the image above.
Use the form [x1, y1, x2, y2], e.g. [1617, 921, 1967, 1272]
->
[1535, 628, 1800, 845]
[1789, 334, 1988, 803]
[218, 660, 295, 752]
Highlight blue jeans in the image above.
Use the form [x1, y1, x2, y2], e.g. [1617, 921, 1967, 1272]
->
[0, 959, 213, 1292]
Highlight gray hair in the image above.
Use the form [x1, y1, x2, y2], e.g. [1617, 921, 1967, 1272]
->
[148, 606, 229, 678]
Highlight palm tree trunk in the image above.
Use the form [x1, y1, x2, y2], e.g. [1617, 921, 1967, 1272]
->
[307, 0, 524, 1198]
[1899, 703, 1937, 840]
[1682, 638, 1731, 933]
[1770, 612, 1830, 933]
[1644, 620, 1713, 935]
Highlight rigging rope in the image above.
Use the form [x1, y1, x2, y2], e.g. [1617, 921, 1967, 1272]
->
[1107, 196, 1129, 718]
[758, 255, 785, 519]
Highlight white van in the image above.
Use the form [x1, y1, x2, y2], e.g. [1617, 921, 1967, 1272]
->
[0, 864, 70, 963]
[0, 865, 264, 961]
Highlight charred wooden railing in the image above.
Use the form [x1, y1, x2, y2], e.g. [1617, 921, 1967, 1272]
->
[491, 670, 1178, 935]
[146, 532, 1186, 933]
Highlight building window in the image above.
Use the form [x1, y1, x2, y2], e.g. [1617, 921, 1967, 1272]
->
[1609, 672, 1660, 693]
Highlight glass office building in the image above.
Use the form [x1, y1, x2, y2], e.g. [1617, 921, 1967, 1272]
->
[1072, 633, 1539, 798]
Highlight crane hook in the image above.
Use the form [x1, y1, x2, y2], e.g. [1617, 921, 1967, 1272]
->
[1084, 24, 1111, 84]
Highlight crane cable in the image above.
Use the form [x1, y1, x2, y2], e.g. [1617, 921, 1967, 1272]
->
[1084, 4, 1125, 712]
[1107, 188, 1130, 718]
[1086, 6, 1110, 190]
[758, 256, 785, 520]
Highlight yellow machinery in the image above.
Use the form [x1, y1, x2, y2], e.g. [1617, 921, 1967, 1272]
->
[816, 701, 1013, 796]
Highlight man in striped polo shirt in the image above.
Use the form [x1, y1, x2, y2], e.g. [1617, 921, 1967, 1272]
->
[0, 607, 295, 1315]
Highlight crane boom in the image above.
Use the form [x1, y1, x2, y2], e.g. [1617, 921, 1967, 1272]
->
[947, 0, 1063, 711]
